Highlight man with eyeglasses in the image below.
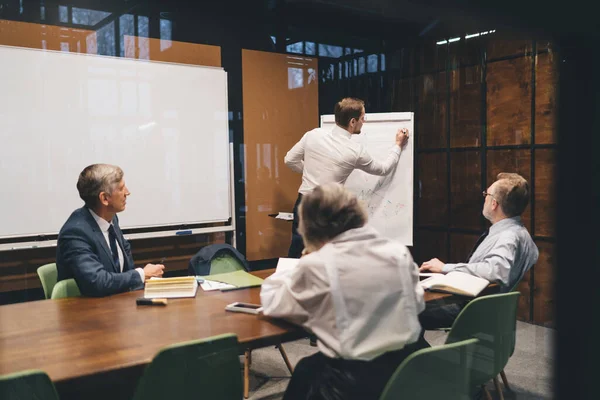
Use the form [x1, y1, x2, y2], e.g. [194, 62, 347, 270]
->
[418, 172, 539, 330]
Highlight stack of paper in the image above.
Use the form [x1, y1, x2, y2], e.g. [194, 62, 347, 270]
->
[198, 270, 264, 291]
[201, 280, 236, 291]
[144, 276, 198, 299]
[275, 212, 294, 220]
[275, 257, 299, 274]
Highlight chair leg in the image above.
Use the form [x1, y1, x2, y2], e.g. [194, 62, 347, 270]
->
[482, 385, 493, 400]
[244, 350, 251, 399]
[500, 369, 511, 391]
[277, 344, 294, 374]
[493, 377, 505, 400]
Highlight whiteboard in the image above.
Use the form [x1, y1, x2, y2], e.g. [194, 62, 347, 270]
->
[0, 45, 231, 239]
[321, 112, 414, 245]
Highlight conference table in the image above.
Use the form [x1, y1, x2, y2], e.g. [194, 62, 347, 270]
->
[0, 269, 479, 399]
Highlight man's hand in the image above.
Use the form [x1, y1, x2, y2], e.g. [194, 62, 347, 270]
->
[419, 258, 445, 273]
[143, 263, 165, 279]
[395, 128, 409, 149]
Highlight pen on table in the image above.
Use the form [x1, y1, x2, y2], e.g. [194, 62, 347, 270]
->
[220, 284, 262, 292]
[136, 298, 168, 306]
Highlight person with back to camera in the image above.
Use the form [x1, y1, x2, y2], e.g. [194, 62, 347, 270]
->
[261, 182, 427, 400]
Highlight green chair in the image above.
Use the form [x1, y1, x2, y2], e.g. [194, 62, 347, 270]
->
[379, 338, 479, 400]
[445, 292, 520, 400]
[0, 369, 60, 400]
[37, 263, 58, 300]
[51, 278, 81, 299]
[132, 333, 243, 400]
[208, 254, 293, 398]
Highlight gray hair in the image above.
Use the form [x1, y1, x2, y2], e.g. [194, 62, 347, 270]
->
[77, 164, 124, 207]
[493, 172, 530, 217]
[298, 183, 367, 249]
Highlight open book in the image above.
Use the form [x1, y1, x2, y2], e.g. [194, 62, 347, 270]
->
[420, 271, 489, 297]
[144, 276, 198, 299]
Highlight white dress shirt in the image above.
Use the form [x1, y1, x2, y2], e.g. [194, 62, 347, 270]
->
[284, 125, 402, 195]
[260, 225, 425, 361]
[442, 216, 539, 290]
[89, 209, 145, 281]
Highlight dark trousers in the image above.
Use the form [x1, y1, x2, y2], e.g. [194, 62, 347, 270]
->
[283, 338, 428, 400]
[417, 299, 469, 347]
[287, 193, 304, 258]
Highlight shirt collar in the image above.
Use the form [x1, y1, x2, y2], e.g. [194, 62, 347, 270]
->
[489, 216, 522, 235]
[332, 124, 353, 139]
[88, 208, 112, 233]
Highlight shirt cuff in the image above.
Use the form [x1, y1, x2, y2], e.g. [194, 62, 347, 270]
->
[136, 267, 145, 282]
[442, 263, 455, 273]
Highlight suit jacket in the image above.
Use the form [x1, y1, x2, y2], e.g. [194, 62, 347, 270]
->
[188, 243, 250, 276]
[56, 207, 143, 297]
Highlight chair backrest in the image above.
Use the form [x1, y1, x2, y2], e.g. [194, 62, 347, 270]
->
[0, 369, 60, 400]
[37, 263, 58, 300]
[132, 333, 243, 400]
[210, 254, 245, 275]
[445, 292, 520, 387]
[379, 338, 479, 400]
[51, 278, 82, 299]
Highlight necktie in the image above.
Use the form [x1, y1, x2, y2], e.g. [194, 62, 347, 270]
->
[108, 225, 120, 270]
[466, 229, 489, 262]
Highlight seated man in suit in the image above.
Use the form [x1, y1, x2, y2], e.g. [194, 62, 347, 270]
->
[419, 172, 539, 330]
[260, 183, 427, 400]
[57, 164, 164, 297]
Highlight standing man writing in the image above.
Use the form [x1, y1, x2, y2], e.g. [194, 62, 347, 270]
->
[57, 164, 164, 297]
[284, 98, 409, 258]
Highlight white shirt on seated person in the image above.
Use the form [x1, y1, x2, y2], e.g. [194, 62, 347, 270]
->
[260, 225, 425, 361]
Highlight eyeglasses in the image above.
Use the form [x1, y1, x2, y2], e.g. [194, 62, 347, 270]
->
[482, 191, 496, 201]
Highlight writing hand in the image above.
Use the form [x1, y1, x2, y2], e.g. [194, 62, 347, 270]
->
[396, 128, 409, 149]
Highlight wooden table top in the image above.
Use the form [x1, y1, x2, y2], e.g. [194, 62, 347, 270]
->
[0, 268, 468, 383]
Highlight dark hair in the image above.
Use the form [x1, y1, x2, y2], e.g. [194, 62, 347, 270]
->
[334, 98, 365, 128]
[298, 183, 367, 249]
[493, 172, 530, 217]
[77, 164, 124, 207]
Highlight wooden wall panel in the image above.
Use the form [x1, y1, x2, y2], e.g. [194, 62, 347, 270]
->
[415, 229, 447, 265]
[417, 72, 447, 149]
[516, 270, 533, 321]
[457, 36, 483, 67]
[535, 52, 558, 144]
[388, 77, 414, 113]
[486, 57, 532, 146]
[450, 66, 482, 147]
[0, 20, 223, 297]
[419, 40, 447, 73]
[449, 233, 480, 264]
[487, 38, 532, 60]
[533, 241, 555, 325]
[450, 151, 482, 230]
[418, 153, 448, 227]
[486, 149, 532, 230]
[242, 50, 318, 260]
[535, 149, 557, 237]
